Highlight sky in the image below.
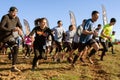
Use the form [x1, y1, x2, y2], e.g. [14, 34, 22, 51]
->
[0, 0, 120, 39]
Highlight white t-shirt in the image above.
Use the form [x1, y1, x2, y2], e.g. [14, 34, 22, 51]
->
[52, 26, 65, 42]
[65, 30, 76, 43]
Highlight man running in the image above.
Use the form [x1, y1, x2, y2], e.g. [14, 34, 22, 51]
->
[99, 18, 116, 60]
[71, 11, 100, 67]
[0, 6, 23, 72]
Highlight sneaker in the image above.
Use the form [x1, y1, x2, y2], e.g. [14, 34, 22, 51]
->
[80, 58, 85, 63]
[11, 67, 21, 72]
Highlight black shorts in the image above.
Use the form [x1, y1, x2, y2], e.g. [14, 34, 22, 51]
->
[63, 42, 72, 52]
[78, 39, 96, 52]
[72, 42, 79, 50]
[95, 39, 100, 44]
[108, 42, 113, 47]
[55, 41, 62, 52]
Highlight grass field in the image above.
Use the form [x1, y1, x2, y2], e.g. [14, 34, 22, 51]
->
[0, 45, 120, 80]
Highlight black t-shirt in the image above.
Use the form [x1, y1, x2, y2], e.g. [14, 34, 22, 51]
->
[29, 26, 54, 46]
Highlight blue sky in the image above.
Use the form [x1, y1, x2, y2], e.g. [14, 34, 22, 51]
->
[0, 0, 120, 39]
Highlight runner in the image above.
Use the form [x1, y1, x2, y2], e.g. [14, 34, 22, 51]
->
[0, 6, 23, 72]
[108, 31, 116, 54]
[71, 11, 100, 67]
[93, 24, 102, 56]
[52, 20, 65, 62]
[24, 35, 33, 58]
[99, 18, 116, 60]
[28, 18, 54, 70]
[67, 19, 86, 63]
[62, 24, 76, 61]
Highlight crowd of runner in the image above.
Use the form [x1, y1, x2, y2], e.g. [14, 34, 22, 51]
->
[0, 6, 116, 72]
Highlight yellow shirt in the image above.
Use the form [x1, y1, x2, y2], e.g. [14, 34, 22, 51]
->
[100, 24, 113, 40]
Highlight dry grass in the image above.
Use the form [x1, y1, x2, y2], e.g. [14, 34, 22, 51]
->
[0, 45, 120, 80]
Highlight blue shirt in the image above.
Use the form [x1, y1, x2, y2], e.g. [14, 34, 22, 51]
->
[79, 19, 95, 43]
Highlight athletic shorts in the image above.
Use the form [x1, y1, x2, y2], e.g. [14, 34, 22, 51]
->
[78, 39, 96, 52]
[72, 42, 79, 50]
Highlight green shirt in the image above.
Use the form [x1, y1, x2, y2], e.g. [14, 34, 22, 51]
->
[111, 34, 115, 42]
[100, 24, 113, 40]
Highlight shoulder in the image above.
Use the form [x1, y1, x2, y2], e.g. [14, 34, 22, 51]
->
[103, 24, 109, 29]
[46, 27, 51, 31]
[61, 27, 65, 31]
[78, 25, 82, 28]
[33, 26, 39, 30]
[52, 26, 57, 30]
[15, 16, 20, 20]
[86, 19, 92, 23]
[87, 19, 93, 25]
[84, 19, 92, 27]
[66, 30, 69, 33]
[2, 14, 9, 19]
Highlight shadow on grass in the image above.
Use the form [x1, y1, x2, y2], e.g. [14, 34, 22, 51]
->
[21, 65, 72, 72]
[41, 60, 69, 64]
[0, 62, 11, 65]
[0, 67, 10, 71]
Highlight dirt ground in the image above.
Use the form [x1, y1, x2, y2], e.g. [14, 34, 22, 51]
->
[0, 50, 120, 80]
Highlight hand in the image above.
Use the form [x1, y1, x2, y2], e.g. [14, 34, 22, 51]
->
[90, 31, 94, 34]
[93, 31, 98, 36]
[18, 28, 23, 36]
[13, 27, 19, 32]
[107, 36, 111, 41]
